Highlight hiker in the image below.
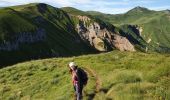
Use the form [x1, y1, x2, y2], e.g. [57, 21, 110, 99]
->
[68, 62, 88, 100]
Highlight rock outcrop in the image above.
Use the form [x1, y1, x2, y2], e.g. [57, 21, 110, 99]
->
[113, 34, 135, 51]
[75, 15, 135, 52]
[76, 16, 111, 51]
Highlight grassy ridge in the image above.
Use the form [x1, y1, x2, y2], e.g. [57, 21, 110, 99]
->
[61, 7, 89, 16]
[0, 51, 169, 100]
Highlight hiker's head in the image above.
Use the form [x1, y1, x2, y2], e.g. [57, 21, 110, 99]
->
[68, 62, 77, 70]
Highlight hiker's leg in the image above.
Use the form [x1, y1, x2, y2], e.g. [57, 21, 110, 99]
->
[73, 85, 77, 100]
[79, 84, 83, 99]
[75, 84, 81, 100]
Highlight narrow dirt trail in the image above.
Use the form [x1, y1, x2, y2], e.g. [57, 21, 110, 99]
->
[83, 67, 102, 92]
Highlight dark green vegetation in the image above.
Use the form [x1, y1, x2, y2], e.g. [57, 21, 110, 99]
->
[61, 7, 89, 16]
[0, 3, 98, 66]
[0, 3, 170, 100]
[1, 3, 170, 66]
[0, 51, 170, 100]
[86, 6, 170, 52]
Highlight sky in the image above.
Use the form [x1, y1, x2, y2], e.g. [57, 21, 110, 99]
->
[0, 0, 170, 14]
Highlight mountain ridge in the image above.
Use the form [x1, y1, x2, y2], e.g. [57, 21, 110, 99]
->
[0, 3, 97, 66]
[86, 6, 157, 15]
[85, 6, 170, 53]
[0, 3, 170, 66]
[0, 3, 139, 66]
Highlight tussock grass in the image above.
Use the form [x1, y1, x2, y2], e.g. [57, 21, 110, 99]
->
[0, 51, 170, 100]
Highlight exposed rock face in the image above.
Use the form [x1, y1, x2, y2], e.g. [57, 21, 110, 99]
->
[113, 34, 135, 51]
[76, 16, 112, 51]
[0, 28, 46, 51]
[75, 15, 135, 52]
[77, 15, 90, 22]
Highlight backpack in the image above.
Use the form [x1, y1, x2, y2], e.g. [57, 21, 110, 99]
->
[76, 68, 88, 85]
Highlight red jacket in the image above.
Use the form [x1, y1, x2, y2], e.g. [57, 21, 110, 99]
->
[71, 70, 79, 85]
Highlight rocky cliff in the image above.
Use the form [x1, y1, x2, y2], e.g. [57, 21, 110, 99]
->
[113, 34, 135, 51]
[74, 15, 135, 51]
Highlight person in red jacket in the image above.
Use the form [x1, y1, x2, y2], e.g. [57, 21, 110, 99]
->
[68, 62, 82, 100]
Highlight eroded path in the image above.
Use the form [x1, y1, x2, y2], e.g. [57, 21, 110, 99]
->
[83, 67, 102, 99]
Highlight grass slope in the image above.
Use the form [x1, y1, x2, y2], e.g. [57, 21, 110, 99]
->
[0, 51, 170, 100]
[0, 8, 37, 42]
[0, 3, 96, 66]
[61, 7, 89, 16]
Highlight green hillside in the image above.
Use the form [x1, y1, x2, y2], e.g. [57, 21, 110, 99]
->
[87, 7, 170, 52]
[0, 3, 97, 66]
[61, 7, 116, 32]
[1, 4, 136, 66]
[0, 3, 170, 100]
[0, 51, 170, 100]
[61, 7, 89, 16]
[86, 7, 157, 25]
[0, 4, 170, 66]
[0, 8, 37, 42]
[62, 7, 148, 51]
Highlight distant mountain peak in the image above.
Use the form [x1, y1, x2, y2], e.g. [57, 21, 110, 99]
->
[134, 6, 146, 9]
[127, 6, 150, 13]
[133, 6, 148, 10]
[28, 3, 48, 6]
